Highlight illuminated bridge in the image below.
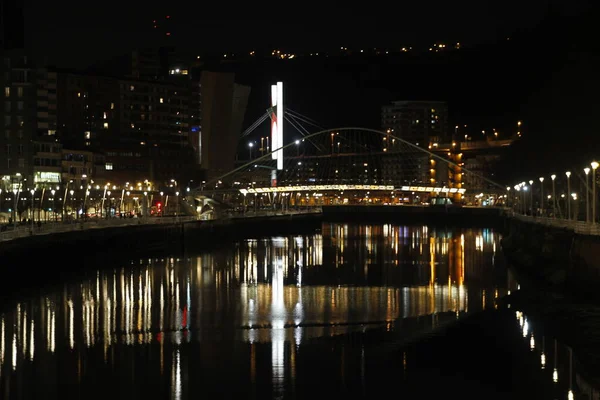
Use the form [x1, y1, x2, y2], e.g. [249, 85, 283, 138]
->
[189, 127, 506, 214]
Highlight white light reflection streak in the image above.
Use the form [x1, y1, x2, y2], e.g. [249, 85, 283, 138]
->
[49, 310, 55, 353]
[271, 258, 286, 397]
[171, 349, 182, 400]
[21, 308, 27, 358]
[186, 278, 191, 331]
[0, 317, 4, 370]
[12, 331, 17, 370]
[160, 280, 164, 332]
[29, 318, 34, 361]
[68, 299, 74, 349]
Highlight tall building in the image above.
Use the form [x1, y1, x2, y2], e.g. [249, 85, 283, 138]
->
[55, 70, 199, 185]
[197, 71, 251, 181]
[1, 52, 58, 190]
[381, 101, 449, 145]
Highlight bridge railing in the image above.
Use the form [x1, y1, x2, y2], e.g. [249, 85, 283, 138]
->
[0, 216, 198, 242]
[0, 209, 323, 243]
[512, 214, 600, 236]
[223, 208, 323, 219]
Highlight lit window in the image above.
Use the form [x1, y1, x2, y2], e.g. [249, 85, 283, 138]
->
[77, 92, 81, 97]
[105, 163, 113, 170]
[48, 129, 56, 136]
[103, 112, 107, 119]
[103, 122, 109, 129]
[159, 97, 164, 103]
[17, 87, 23, 97]
[181, 70, 188, 75]
[130, 123, 135, 129]
[84, 131, 91, 139]
[110, 102, 114, 109]
[4, 87, 9, 97]
[130, 85, 135, 91]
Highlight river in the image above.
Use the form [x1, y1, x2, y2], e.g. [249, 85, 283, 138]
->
[0, 223, 594, 399]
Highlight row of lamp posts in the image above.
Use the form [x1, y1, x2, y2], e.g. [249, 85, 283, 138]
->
[509, 161, 599, 224]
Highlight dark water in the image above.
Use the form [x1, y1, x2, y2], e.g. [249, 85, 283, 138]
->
[0, 223, 595, 399]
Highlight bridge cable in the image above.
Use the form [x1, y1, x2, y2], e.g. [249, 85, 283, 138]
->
[240, 110, 271, 138]
[284, 114, 325, 153]
[285, 109, 325, 130]
[286, 108, 324, 128]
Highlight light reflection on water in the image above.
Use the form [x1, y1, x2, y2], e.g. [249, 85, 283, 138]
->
[0, 224, 518, 398]
[515, 310, 600, 400]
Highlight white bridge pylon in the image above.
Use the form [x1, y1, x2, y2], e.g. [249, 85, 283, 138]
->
[271, 82, 284, 170]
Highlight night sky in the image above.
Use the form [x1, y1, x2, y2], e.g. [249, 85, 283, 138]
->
[27, 1, 588, 69]
[20, 0, 600, 180]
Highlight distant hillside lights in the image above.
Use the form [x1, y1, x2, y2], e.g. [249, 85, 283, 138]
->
[219, 43, 462, 60]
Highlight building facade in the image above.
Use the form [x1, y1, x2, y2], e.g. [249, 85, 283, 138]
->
[1, 52, 58, 191]
[381, 101, 449, 145]
[197, 71, 251, 181]
[55, 70, 200, 186]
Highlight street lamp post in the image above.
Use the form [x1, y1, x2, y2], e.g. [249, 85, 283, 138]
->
[175, 191, 180, 222]
[539, 177, 545, 217]
[248, 142, 254, 160]
[63, 180, 73, 222]
[520, 182, 526, 214]
[565, 171, 572, 220]
[30, 189, 35, 232]
[12, 189, 18, 230]
[51, 189, 56, 222]
[120, 188, 126, 216]
[69, 190, 74, 222]
[160, 191, 164, 217]
[83, 187, 89, 220]
[101, 184, 108, 219]
[584, 167, 591, 223]
[529, 180, 534, 215]
[551, 175, 557, 218]
[592, 162, 599, 224]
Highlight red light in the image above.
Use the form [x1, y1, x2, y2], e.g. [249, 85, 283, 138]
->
[166, 32, 170, 36]
[166, 15, 170, 19]
[157, 202, 162, 208]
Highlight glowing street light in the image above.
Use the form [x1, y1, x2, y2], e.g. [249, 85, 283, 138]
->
[592, 161, 599, 224]
[565, 171, 572, 220]
[551, 175, 557, 218]
[539, 177, 545, 216]
[50, 189, 56, 222]
[30, 189, 35, 231]
[584, 167, 591, 223]
[529, 180, 534, 213]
